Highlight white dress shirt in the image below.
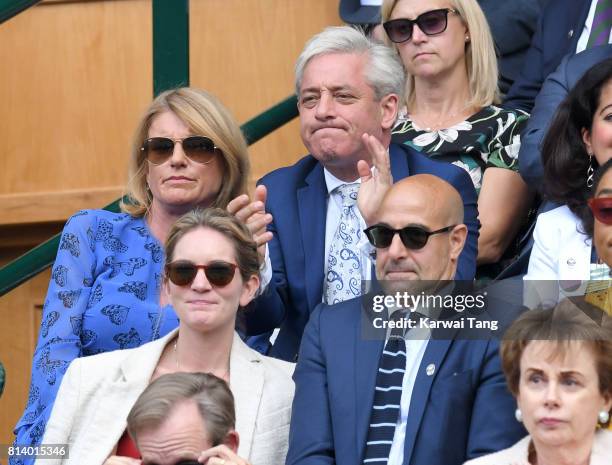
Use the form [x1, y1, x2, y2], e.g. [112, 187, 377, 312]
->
[385, 307, 430, 465]
[576, 0, 612, 53]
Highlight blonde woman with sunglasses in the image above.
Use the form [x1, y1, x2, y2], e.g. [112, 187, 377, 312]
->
[381, 0, 531, 268]
[35, 208, 294, 465]
[14, 88, 273, 462]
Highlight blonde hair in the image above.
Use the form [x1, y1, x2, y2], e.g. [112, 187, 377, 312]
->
[121, 87, 250, 217]
[381, 0, 499, 108]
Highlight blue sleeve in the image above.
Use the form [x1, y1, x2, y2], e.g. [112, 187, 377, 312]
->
[466, 339, 526, 458]
[286, 305, 335, 465]
[517, 55, 570, 188]
[451, 169, 480, 280]
[244, 210, 288, 335]
[12, 211, 98, 463]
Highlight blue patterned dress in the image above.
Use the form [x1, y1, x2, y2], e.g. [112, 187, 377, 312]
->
[11, 210, 179, 465]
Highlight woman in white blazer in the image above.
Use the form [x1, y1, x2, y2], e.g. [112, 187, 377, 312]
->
[464, 303, 612, 465]
[525, 60, 612, 306]
[36, 208, 294, 465]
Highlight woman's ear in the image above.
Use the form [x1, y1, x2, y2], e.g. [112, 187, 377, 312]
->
[223, 429, 240, 453]
[239, 274, 260, 307]
[582, 127, 593, 155]
[160, 276, 171, 307]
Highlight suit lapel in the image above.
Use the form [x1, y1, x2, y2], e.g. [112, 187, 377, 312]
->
[297, 163, 328, 311]
[230, 333, 264, 460]
[389, 143, 410, 181]
[80, 330, 177, 464]
[402, 338, 453, 464]
[354, 307, 385, 462]
[570, 0, 593, 50]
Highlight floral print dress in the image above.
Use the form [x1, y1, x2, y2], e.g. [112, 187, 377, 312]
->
[392, 105, 529, 194]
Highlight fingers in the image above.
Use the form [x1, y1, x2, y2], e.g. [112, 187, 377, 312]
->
[227, 196, 265, 223]
[199, 445, 251, 465]
[226, 194, 251, 216]
[357, 160, 371, 182]
[245, 212, 273, 235]
[362, 133, 392, 185]
[254, 184, 267, 204]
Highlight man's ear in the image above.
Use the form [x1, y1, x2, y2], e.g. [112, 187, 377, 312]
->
[448, 224, 468, 262]
[380, 93, 399, 130]
[223, 429, 240, 453]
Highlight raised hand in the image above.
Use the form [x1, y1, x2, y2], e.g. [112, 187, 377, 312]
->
[357, 133, 393, 226]
[227, 184, 273, 260]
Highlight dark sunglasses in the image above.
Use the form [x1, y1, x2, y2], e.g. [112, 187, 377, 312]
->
[383, 8, 458, 44]
[165, 260, 238, 287]
[141, 136, 220, 165]
[364, 224, 456, 249]
[589, 197, 612, 225]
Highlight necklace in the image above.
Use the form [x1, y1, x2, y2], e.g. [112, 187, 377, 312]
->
[173, 338, 230, 380]
[410, 104, 472, 132]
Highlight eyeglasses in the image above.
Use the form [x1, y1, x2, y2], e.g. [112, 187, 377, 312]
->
[383, 8, 458, 44]
[364, 224, 456, 249]
[588, 197, 612, 225]
[165, 260, 238, 287]
[141, 136, 220, 165]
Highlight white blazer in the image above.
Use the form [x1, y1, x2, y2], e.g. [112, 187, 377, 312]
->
[463, 430, 612, 465]
[36, 330, 295, 465]
[524, 205, 592, 307]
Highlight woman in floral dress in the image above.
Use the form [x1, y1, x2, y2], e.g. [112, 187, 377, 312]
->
[381, 0, 530, 265]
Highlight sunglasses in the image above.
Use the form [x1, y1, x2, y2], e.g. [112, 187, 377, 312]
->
[141, 136, 220, 165]
[165, 260, 238, 287]
[364, 224, 456, 249]
[383, 8, 458, 44]
[588, 197, 612, 225]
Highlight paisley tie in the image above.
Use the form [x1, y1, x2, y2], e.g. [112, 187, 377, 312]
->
[324, 183, 362, 304]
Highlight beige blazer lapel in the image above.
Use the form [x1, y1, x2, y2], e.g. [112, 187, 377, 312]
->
[76, 329, 178, 465]
[229, 332, 264, 460]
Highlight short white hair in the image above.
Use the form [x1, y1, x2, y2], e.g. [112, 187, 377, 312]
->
[295, 26, 405, 102]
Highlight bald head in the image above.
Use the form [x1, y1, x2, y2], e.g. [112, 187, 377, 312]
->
[374, 174, 467, 283]
[380, 175, 464, 226]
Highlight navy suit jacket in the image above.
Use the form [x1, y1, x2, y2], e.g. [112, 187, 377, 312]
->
[504, 0, 591, 112]
[286, 298, 525, 465]
[245, 143, 479, 361]
[518, 45, 612, 188]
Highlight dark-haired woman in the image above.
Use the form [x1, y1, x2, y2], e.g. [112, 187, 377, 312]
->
[525, 60, 612, 302]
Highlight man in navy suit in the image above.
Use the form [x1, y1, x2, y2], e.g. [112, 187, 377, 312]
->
[287, 175, 524, 465]
[505, 0, 595, 112]
[246, 26, 479, 362]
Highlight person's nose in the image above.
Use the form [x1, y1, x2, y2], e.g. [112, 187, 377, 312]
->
[314, 92, 336, 120]
[411, 23, 428, 44]
[169, 139, 189, 167]
[190, 267, 212, 292]
[387, 232, 408, 260]
[543, 381, 561, 409]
